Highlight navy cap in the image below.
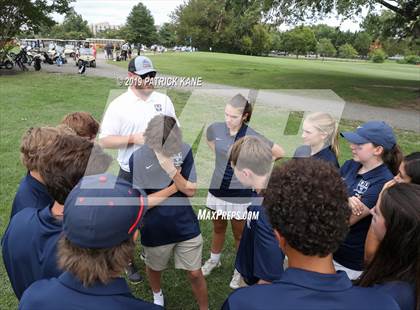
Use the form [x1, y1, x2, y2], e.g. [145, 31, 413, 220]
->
[341, 121, 396, 150]
[63, 173, 146, 249]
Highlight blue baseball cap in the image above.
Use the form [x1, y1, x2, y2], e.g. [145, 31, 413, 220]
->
[63, 173, 146, 249]
[341, 121, 396, 150]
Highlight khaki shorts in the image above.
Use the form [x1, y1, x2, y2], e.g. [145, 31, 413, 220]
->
[143, 234, 203, 271]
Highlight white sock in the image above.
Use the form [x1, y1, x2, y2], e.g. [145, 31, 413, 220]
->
[153, 290, 164, 307]
[210, 252, 221, 263]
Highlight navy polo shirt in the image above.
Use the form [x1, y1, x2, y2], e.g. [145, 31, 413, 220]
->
[19, 272, 161, 310]
[2, 206, 62, 299]
[10, 172, 53, 218]
[374, 281, 415, 310]
[294, 145, 339, 168]
[207, 122, 273, 203]
[235, 194, 284, 285]
[129, 143, 200, 247]
[334, 160, 393, 270]
[222, 268, 400, 310]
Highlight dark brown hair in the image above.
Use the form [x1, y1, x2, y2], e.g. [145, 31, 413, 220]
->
[356, 183, 420, 310]
[144, 115, 182, 157]
[58, 236, 136, 287]
[228, 94, 253, 123]
[229, 136, 272, 176]
[265, 159, 350, 257]
[404, 152, 420, 184]
[61, 112, 99, 140]
[38, 134, 112, 204]
[376, 144, 403, 176]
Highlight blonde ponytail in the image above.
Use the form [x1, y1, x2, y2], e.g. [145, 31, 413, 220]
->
[306, 112, 340, 157]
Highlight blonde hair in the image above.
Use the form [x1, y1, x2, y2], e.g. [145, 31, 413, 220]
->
[305, 112, 340, 157]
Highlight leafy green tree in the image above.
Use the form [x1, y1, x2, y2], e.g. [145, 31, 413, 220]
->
[0, 0, 71, 51]
[353, 31, 373, 57]
[46, 9, 92, 39]
[264, 0, 420, 39]
[247, 24, 272, 55]
[311, 24, 337, 41]
[317, 38, 337, 58]
[282, 26, 317, 58]
[158, 23, 177, 47]
[125, 3, 157, 46]
[338, 43, 358, 59]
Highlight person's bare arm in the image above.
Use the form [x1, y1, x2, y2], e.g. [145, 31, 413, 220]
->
[348, 197, 371, 226]
[146, 183, 178, 208]
[98, 133, 144, 149]
[257, 279, 271, 285]
[172, 170, 197, 197]
[364, 226, 380, 265]
[271, 143, 285, 161]
[155, 152, 197, 197]
[207, 140, 215, 153]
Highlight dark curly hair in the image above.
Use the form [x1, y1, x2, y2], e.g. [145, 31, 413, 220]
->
[265, 158, 351, 257]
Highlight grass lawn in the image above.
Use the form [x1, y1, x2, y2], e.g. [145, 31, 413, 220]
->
[0, 72, 419, 309]
[111, 52, 420, 109]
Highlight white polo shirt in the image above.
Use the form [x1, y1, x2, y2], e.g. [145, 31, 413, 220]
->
[99, 88, 177, 172]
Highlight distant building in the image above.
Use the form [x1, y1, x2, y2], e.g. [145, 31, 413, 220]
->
[90, 22, 122, 36]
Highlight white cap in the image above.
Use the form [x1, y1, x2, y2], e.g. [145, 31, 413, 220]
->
[128, 56, 156, 75]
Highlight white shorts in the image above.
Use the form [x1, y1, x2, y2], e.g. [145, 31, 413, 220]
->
[206, 192, 251, 220]
[333, 260, 363, 280]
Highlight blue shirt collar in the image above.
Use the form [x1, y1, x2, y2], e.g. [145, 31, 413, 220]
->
[58, 272, 132, 296]
[26, 171, 50, 194]
[223, 122, 248, 138]
[355, 162, 389, 178]
[38, 205, 62, 230]
[275, 268, 353, 292]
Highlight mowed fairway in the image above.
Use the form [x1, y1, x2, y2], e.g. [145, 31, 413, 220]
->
[1, 72, 419, 309]
[113, 52, 420, 108]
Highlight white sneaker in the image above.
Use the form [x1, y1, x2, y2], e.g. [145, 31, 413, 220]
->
[201, 258, 221, 276]
[153, 292, 164, 307]
[229, 269, 241, 289]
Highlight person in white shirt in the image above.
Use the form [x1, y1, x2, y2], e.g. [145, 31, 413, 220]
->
[99, 56, 177, 283]
[99, 56, 177, 182]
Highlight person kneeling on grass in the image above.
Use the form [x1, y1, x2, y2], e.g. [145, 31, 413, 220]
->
[129, 115, 208, 309]
[229, 136, 284, 285]
[19, 174, 161, 310]
[222, 159, 400, 310]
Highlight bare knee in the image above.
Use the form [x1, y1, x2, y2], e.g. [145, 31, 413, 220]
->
[213, 218, 228, 234]
[188, 269, 204, 282]
[231, 219, 245, 241]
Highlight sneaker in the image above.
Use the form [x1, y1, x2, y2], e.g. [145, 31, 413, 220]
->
[229, 269, 241, 289]
[201, 258, 221, 276]
[153, 291, 164, 307]
[126, 263, 143, 283]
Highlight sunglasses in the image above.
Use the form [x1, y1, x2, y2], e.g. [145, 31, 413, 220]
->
[138, 71, 156, 79]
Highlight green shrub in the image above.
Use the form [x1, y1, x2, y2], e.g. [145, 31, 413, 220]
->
[370, 49, 386, 63]
[404, 55, 420, 65]
[338, 44, 358, 59]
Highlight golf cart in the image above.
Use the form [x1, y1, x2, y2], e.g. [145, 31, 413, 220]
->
[75, 47, 96, 68]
